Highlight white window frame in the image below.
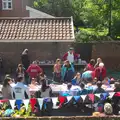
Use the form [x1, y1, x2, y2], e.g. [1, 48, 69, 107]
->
[2, 0, 12, 10]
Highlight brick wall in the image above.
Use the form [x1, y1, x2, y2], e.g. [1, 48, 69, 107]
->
[91, 43, 120, 69]
[0, 42, 72, 65]
[0, 0, 33, 17]
[0, 42, 120, 70]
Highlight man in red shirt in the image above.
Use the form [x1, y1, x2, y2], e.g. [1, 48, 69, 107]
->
[26, 61, 43, 79]
[62, 47, 79, 64]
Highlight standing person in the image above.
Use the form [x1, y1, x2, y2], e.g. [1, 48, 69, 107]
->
[2, 76, 12, 99]
[94, 63, 106, 81]
[21, 49, 30, 70]
[62, 47, 78, 64]
[16, 64, 25, 83]
[26, 61, 43, 80]
[94, 58, 103, 68]
[84, 59, 95, 71]
[53, 59, 61, 83]
[11, 77, 30, 99]
[61, 60, 75, 83]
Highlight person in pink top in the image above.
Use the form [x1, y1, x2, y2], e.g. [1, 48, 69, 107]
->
[26, 61, 43, 79]
[84, 59, 95, 71]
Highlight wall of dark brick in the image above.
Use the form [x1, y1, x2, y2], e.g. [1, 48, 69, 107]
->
[91, 43, 120, 69]
[0, 42, 120, 71]
[0, 42, 72, 68]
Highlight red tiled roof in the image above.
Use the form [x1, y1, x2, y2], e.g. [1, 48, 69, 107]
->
[0, 17, 74, 42]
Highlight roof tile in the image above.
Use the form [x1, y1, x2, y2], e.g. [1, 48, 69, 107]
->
[0, 17, 74, 41]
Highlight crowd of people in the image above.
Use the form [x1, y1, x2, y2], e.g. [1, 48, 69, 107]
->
[0, 48, 120, 115]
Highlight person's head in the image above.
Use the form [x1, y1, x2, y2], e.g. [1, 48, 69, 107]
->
[32, 61, 37, 65]
[114, 82, 120, 89]
[56, 59, 61, 64]
[99, 62, 104, 68]
[69, 47, 74, 54]
[3, 77, 12, 87]
[18, 64, 23, 71]
[41, 79, 48, 92]
[103, 77, 109, 85]
[17, 76, 24, 83]
[89, 59, 95, 66]
[97, 58, 102, 64]
[22, 49, 28, 55]
[76, 72, 81, 79]
[31, 78, 37, 85]
[97, 81, 102, 88]
[104, 103, 113, 115]
[67, 83, 72, 90]
[80, 82, 85, 89]
[93, 77, 97, 83]
[64, 60, 70, 66]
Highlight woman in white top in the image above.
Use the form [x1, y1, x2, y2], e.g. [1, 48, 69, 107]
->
[40, 79, 52, 98]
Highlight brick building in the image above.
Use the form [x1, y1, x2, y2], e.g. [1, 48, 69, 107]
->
[0, 17, 74, 70]
[0, 0, 33, 17]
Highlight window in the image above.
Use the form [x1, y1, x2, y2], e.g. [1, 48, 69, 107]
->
[2, 0, 12, 10]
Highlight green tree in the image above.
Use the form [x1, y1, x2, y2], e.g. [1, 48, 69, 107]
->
[33, 0, 120, 41]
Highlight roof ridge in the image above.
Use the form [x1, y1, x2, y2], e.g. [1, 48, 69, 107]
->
[0, 17, 72, 20]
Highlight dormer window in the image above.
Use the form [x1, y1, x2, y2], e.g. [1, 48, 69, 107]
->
[2, 0, 12, 10]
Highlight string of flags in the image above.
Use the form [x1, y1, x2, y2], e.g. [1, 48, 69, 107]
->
[0, 92, 120, 111]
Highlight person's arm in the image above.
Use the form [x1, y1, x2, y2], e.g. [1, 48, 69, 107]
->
[62, 52, 68, 61]
[49, 87, 52, 97]
[10, 87, 15, 99]
[26, 66, 31, 74]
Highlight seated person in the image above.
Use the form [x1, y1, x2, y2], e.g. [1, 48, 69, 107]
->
[29, 78, 39, 90]
[102, 77, 111, 89]
[71, 72, 81, 85]
[114, 82, 120, 92]
[93, 81, 105, 94]
[40, 79, 52, 98]
[77, 83, 88, 95]
[12, 77, 30, 99]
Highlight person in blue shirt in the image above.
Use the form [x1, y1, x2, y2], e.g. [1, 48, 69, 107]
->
[71, 72, 81, 85]
[77, 82, 88, 95]
[61, 60, 75, 83]
[93, 81, 105, 94]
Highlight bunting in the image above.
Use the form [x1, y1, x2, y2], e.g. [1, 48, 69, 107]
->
[16, 100, 23, 110]
[67, 96, 72, 102]
[9, 100, 15, 110]
[81, 95, 87, 101]
[37, 98, 43, 110]
[4, 92, 119, 110]
[52, 97, 59, 109]
[23, 99, 29, 110]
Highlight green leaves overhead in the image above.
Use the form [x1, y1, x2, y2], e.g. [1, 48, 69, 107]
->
[33, 0, 120, 41]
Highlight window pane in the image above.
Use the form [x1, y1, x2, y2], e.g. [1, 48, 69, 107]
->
[8, 2, 12, 8]
[3, 2, 7, 8]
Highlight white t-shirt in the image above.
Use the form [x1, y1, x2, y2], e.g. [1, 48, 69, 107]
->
[11, 82, 30, 99]
[67, 52, 74, 63]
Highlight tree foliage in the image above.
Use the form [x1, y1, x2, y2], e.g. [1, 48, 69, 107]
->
[33, 0, 120, 42]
